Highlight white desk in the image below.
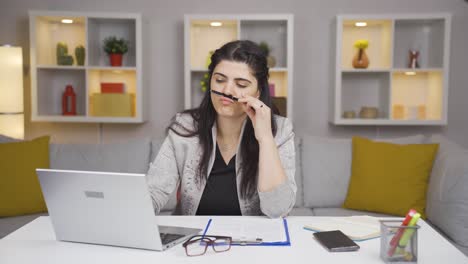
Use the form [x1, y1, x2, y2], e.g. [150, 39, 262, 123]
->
[0, 216, 466, 264]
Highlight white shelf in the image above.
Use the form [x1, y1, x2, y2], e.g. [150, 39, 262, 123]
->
[393, 19, 445, 69]
[31, 115, 144, 123]
[37, 65, 137, 71]
[29, 11, 144, 123]
[332, 14, 450, 126]
[270, 67, 288, 72]
[88, 66, 137, 71]
[87, 17, 137, 67]
[185, 14, 294, 118]
[191, 67, 287, 72]
[392, 68, 443, 72]
[190, 68, 209, 72]
[391, 71, 443, 121]
[37, 65, 86, 70]
[240, 20, 288, 68]
[341, 68, 390, 73]
[341, 72, 390, 119]
[340, 18, 392, 69]
[189, 19, 238, 69]
[334, 118, 446, 126]
[33, 15, 86, 66]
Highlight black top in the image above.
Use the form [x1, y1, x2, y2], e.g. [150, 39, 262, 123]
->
[196, 145, 242, 216]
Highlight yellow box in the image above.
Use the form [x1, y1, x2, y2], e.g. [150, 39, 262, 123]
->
[90, 93, 134, 117]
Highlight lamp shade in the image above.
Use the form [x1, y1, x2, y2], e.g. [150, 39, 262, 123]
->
[0, 46, 24, 139]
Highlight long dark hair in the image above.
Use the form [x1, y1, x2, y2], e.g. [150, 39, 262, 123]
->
[168, 40, 278, 199]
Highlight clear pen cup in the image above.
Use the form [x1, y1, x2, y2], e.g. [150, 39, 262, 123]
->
[380, 220, 420, 264]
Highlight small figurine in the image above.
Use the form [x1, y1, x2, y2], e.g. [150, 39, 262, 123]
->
[408, 50, 419, 68]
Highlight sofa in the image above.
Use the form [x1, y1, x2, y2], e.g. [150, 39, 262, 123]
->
[1, 133, 467, 256]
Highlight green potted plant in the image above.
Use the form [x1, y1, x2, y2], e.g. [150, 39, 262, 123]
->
[258, 41, 276, 68]
[103, 36, 129, 67]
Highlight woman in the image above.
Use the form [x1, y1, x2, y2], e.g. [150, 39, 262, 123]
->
[146, 40, 296, 218]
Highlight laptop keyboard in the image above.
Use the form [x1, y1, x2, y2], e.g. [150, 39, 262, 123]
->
[160, 233, 185, 245]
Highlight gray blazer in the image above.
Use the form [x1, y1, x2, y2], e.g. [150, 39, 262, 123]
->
[146, 113, 296, 218]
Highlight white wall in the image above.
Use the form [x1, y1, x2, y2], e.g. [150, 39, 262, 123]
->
[1, 0, 468, 147]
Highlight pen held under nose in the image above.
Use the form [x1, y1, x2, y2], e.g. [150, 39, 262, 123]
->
[211, 90, 239, 101]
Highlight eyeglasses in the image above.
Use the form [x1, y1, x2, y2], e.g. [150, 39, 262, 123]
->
[182, 235, 232, 257]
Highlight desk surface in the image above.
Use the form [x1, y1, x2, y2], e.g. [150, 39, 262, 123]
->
[0, 216, 466, 264]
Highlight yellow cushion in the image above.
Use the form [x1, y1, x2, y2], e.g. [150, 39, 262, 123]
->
[0, 136, 50, 216]
[343, 136, 439, 218]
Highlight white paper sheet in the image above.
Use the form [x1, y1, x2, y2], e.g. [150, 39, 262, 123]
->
[204, 217, 286, 242]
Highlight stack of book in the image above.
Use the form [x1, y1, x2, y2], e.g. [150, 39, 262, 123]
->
[91, 83, 133, 117]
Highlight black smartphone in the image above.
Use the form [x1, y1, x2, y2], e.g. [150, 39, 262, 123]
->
[313, 230, 360, 252]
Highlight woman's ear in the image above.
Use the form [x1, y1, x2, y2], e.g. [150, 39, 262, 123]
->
[255, 89, 260, 98]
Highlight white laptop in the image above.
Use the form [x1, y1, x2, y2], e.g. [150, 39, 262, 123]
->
[36, 168, 202, 251]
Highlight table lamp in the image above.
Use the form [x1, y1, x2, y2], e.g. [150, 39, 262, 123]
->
[0, 45, 24, 139]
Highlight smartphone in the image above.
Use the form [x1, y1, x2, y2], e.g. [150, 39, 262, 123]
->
[313, 230, 360, 252]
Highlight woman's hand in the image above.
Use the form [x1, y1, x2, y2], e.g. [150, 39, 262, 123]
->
[238, 93, 273, 144]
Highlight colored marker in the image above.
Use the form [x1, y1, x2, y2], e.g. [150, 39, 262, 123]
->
[396, 213, 421, 254]
[387, 209, 417, 256]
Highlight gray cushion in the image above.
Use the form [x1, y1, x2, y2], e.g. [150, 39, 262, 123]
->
[312, 208, 393, 218]
[302, 135, 425, 208]
[0, 213, 48, 238]
[49, 138, 151, 173]
[426, 134, 468, 247]
[302, 136, 352, 208]
[0, 134, 21, 143]
[294, 137, 303, 207]
[289, 207, 314, 216]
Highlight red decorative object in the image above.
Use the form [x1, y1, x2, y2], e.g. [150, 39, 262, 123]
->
[101, 82, 124, 93]
[109, 53, 123, 66]
[269, 83, 276, 97]
[62, 85, 77, 115]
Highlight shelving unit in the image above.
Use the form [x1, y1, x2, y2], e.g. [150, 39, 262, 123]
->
[331, 14, 451, 125]
[29, 11, 144, 123]
[184, 14, 294, 118]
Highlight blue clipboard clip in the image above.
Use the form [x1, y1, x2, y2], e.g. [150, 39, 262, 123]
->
[201, 218, 291, 247]
[232, 237, 263, 245]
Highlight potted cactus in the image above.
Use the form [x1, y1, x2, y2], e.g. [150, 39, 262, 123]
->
[56, 42, 74, 65]
[75, 45, 85, 66]
[103, 36, 129, 67]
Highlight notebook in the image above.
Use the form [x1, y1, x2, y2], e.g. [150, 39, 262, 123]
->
[304, 215, 380, 241]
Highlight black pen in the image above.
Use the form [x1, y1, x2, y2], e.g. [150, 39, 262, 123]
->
[211, 90, 239, 102]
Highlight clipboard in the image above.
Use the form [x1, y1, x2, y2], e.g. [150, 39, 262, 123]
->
[201, 218, 291, 246]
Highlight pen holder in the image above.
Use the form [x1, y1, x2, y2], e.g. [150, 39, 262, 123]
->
[380, 220, 420, 264]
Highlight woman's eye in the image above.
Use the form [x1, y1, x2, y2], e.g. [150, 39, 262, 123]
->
[215, 79, 225, 83]
[237, 83, 248, 88]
